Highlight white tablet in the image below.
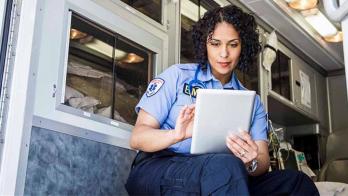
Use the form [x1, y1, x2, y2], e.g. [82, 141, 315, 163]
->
[190, 89, 256, 154]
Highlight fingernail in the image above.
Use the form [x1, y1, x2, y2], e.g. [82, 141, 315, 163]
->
[228, 133, 236, 138]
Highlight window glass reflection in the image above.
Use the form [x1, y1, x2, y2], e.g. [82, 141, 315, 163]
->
[271, 50, 291, 100]
[234, 60, 259, 93]
[67, 15, 114, 117]
[65, 13, 153, 125]
[114, 37, 151, 124]
[121, 0, 162, 24]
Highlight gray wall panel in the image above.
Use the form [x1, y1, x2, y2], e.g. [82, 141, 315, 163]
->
[328, 75, 348, 132]
[24, 126, 136, 196]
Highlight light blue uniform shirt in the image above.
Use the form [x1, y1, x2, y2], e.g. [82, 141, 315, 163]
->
[136, 63, 268, 154]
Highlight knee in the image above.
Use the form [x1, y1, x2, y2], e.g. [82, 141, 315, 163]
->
[292, 170, 316, 185]
[204, 154, 247, 178]
[282, 169, 309, 181]
[200, 154, 249, 194]
[281, 170, 319, 195]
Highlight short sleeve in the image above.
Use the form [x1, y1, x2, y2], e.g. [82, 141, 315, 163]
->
[135, 65, 180, 125]
[249, 95, 268, 142]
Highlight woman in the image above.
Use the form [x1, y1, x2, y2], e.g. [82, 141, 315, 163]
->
[126, 5, 318, 196]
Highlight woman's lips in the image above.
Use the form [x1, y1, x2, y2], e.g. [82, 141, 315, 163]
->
[218, 62, 230, 67]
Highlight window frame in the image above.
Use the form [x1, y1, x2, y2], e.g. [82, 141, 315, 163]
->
[56, 9, 160, 131]
[59, 11, 156, 129]
[268, 43, 294, 103]
[0, 0, 8, 53]
[33, 0, 168, 139]
[0, 0, 11, 98]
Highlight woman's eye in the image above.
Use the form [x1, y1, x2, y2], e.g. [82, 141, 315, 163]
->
[229, 43, 239, 48]
[209, 42, 220, 46]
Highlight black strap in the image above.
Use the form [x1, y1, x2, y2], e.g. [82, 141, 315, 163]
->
[264, 44, 277, 52]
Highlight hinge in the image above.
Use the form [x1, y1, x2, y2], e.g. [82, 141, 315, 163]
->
[52, 84, 57, 98]
[166, 20, 170, 30]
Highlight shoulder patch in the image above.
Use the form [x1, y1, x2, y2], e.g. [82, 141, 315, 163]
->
[146, 78, 165, 97]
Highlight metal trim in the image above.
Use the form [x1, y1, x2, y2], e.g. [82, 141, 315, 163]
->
[0, 0, 41, 194]
[56, 104, 134, 132]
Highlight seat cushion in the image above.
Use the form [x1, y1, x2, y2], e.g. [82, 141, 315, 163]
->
[325, 159, 348, 183]
[315, 182, 348, 196]
[326, 130, 348, 161]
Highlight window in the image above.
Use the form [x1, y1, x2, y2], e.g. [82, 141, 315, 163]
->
[271, 50, 291, 100]
[235, 59, 259, 93]
[120, 0, 162, 24]
[64, 13, 154, 125]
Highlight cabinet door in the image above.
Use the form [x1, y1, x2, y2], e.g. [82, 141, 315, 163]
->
[292, 62, 318, 117]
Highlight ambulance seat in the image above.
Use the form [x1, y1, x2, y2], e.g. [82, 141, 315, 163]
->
[318, 130, 348, 183]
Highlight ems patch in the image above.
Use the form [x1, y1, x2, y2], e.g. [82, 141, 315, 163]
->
[146, 78, 165, 97]
[183, 83, 203, 98]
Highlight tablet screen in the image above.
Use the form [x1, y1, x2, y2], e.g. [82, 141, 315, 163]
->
[190, 89, 256, 154]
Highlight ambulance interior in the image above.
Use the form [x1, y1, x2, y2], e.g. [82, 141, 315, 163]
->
[0, 0, 348, 195]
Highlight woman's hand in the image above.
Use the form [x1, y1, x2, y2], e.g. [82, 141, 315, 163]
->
[173, 105, 195, 143]
[226, 131, 259, 165]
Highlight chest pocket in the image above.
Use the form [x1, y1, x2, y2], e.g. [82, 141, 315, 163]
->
[165, 92, 192, 127]
[174, 92, 192, 106]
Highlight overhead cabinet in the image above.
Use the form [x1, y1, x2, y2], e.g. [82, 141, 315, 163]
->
[292, 59, 318, 119]
[267, 42, 321, 126]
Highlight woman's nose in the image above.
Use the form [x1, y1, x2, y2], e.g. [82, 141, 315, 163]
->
[219, 47, 229, 58]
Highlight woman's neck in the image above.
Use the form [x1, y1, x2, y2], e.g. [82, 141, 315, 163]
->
[212, 71, 232, 86]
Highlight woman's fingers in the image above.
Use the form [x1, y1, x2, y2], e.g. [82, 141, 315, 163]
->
[174, 104, 196, 142]
[183, 105, 195, 120]
[226, 134, 258, 162]
[239, 131, 258, 151]
[178, 105, 188, 120]
[226, 138, 249, 163]
[228, 134, 253, 153]
[184, 106, 192, 117]
[178, 105, 192, 122]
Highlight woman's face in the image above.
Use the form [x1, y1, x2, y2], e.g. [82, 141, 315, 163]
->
[206, 22, 241, 84]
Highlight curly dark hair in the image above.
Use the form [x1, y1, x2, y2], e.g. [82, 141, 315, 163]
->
[192, 5, 261, 71]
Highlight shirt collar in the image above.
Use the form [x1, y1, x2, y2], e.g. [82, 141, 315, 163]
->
[197, 63, 213, 82]
[197, 63, 246, 90]
[223, 72, 246, 90]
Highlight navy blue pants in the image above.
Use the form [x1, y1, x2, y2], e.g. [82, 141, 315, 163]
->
[125, 151, 319, 196]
